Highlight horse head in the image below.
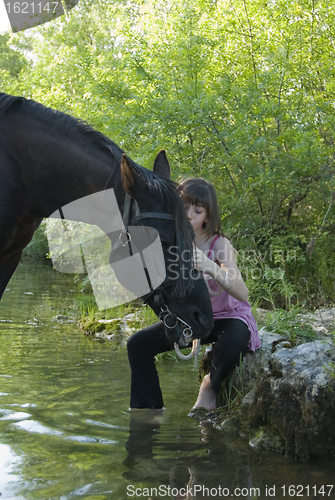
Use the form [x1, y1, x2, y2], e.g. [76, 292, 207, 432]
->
[119, 151, 213, 346]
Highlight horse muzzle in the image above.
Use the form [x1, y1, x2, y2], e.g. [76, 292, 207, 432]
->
[160, 306, 194, 347]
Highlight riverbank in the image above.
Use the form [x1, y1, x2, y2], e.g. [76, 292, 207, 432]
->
[79, 303, 334, 348]
[191, 308, 335, 461]
[78, 302, 335, 461]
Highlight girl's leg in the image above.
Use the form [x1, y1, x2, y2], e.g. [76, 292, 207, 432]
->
[193, 374, 217, 410]
[210, 319, 250, 394]
[193, 319, 250, 409]
[127, 321, 174, 409]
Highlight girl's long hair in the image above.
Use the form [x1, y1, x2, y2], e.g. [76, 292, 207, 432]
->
[178, 178, 225, 241]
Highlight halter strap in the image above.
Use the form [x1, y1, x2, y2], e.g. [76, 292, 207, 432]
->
[136, 212, 174, 221]
[119, 194, 177, 305]
[121, 195, 196, 346]
[121, 194, 154, 290]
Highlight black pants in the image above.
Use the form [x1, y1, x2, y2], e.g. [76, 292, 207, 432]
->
[127, 318, 250, 409]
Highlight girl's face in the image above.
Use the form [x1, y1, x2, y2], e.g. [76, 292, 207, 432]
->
[184, 203, 208, 236]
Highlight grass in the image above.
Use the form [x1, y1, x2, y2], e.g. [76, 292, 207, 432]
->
[262, 305, 318, 345]
[218, 355, 247, 410]
[76, 290, 159, 340]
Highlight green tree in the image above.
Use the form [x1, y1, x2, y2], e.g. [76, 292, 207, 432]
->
[1, 0, 334, 306]
[0, 32, 30, 86]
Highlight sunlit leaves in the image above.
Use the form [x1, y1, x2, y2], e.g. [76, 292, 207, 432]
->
[1, 0, 334, 302]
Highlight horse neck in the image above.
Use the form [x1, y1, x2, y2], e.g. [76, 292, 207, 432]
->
[4, 111, 126, 217]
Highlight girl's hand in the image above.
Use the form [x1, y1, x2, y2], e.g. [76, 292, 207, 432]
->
[193, 246, 212, 273]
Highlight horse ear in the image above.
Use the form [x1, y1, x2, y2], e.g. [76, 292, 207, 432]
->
[121, 154, 147, 198]
[153, 150, 171, 180]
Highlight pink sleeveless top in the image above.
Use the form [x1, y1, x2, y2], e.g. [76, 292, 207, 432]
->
[206, 235, 261, 352]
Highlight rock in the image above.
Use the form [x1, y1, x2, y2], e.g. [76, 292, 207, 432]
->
[97, 318, 123, 323]
[123, 313, 137, 321]
[238, 338, 335, 460]
[216, 416, 240, 435]
[204, 322, 335, 461]
[297, 307, 335, 337]
[249, 426, 285, 454]
[51, 315, 75, 323]
[216, 330, 285, 405]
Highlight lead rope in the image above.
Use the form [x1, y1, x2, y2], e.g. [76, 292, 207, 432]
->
[174, 338, 201, 360]
[174, 338, 201, 369]
[173, 274, 221, 363]
[172, 272, 222, 362]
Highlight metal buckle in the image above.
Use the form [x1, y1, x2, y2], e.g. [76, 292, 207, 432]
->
[161, 305, 194, 342]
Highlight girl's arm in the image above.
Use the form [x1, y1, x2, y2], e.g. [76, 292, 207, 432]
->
[193, 238, 249, 302]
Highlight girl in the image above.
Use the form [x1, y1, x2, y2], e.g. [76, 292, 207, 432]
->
[127, 178, 260, 410]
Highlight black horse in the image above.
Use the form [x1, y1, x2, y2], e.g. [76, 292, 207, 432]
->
[0, 93, 213, 345]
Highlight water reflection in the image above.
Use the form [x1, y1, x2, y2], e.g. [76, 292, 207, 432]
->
[123, 409, 335, 500]
[0, 261, 334, 500]
[123, 410, 258, 499]
[0, 444, 25, 500]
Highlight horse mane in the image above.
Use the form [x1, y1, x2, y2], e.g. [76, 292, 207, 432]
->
[0, 92, 124, 163]
[0, 93, 195, 296]
[0, 93, 25, 117]
[136, 169, 196, 297]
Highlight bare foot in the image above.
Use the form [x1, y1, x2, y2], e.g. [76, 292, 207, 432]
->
[192, 374, 217, 410]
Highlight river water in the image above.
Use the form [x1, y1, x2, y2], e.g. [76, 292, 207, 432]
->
[0, 261, 334, 500]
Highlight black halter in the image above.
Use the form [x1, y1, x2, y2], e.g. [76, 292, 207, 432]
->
[113, 194, 194, 344]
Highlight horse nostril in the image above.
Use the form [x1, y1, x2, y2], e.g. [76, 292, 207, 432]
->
[192, 308, 213, 334]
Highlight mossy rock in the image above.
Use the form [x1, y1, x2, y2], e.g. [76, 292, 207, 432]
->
[80, 318, 123, 335]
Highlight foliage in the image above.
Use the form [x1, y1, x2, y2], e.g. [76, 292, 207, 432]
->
[263, 305, 317, 345]
[22, 221, 50, 259]
[0, 32, 30, 81]
[1, 0, 334, 307]
[78, 296, 157, 337]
